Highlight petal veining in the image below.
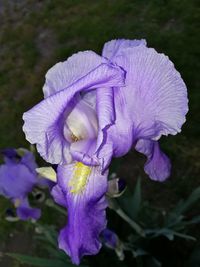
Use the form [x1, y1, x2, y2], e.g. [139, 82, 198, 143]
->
[51, 163, 108, 264]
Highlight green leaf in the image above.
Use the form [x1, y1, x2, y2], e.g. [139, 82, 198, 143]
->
[45, 199, 67, 216]
[131, 178, 142, 219]
[35, 224, 58, 247]
[165, 186, 200, 227]
[132, 248, 149, 257]
[109, 199, 145, 237]
[172, 231, 196, 241]
[184, 215, 200, 225]
[187, 247, 200, 267]
[147, 257, 162, 267]
[118, 178, 141, 220]
[145, 228, 196, 241]
[6, 253, 68, 267]
[170, 187, 200, 217]
[145, 228, 175, 240]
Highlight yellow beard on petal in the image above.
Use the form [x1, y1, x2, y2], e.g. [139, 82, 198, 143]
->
[69, 162, 91, 194]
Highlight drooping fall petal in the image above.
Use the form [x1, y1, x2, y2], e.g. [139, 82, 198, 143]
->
[51, 163, 108, 264]
[135, 139, 171, 181]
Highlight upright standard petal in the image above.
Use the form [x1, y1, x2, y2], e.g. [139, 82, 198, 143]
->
[101, 44, 188, 164]
[95, 87, 115, 150]
[113, 45, 188, 140]
[51, 163, 108, 264]
[102, 39, 147, 59]
[135, 139, 171, 181]
[97, 41, 147, 164]
[43, 51, 107, 98]
[23, 61, 125, 165]
[96, 85, 134, 168]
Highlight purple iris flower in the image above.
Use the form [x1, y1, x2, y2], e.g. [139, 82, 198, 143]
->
[22, 39, 188, 264]
[0, 148, 41, 220]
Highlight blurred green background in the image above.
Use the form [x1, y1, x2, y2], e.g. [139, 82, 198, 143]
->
[0, 0, 199, 266]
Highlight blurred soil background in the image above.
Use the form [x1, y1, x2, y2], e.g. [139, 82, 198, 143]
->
[0, 0, 199, 266]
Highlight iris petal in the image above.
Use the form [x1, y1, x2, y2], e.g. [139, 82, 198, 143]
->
[0, 163, 36, 198]
[23, 61, 125, 165]
[51, 184, 66, 207]
[16, 197, 41, 221]
[43, 51, 107, 98]
[70, 138, 98, 166]
[135, 139, 171, 181]
[20, 150, 38, 174]
[113, 45, 188, 140]
[102, 38, 146, 59]
[100, 42, 188, 162]
[51, 163, 108, 264]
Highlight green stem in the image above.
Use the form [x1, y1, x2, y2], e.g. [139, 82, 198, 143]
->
[45, 199, 66, 216]
[109, 199, 145, 237]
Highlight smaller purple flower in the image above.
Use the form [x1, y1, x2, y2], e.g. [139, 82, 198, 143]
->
[0, 148, 41, 220]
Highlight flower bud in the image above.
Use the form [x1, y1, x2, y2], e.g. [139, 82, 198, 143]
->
[107, 177, 126, 198]
[101, 229, 125, 261]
